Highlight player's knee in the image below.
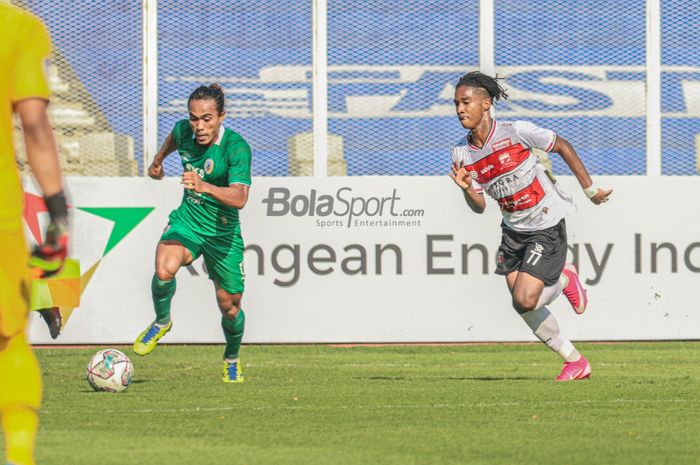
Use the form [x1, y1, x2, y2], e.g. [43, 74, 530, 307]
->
[512, 290, 538, 313]
[221, 306, 240, 320]
[219, 301, 241, 318]
[154, 266, 176, 281]
[155, 247, 188, 281]
[219, 301, 241, 319]
[216, 291, 241, 317]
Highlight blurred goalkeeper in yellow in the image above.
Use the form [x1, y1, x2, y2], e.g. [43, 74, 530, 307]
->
[1, 4, 69, 465]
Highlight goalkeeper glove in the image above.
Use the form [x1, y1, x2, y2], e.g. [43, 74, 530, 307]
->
[29, 191, 69, 278]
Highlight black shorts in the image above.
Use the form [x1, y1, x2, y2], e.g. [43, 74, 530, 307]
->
[495, 219, 567, 286]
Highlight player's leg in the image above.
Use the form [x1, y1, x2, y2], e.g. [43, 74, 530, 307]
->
[204, 229, 246, 382]
[0, 230, 41, 465]
[134, 223, 200, 356]
[152, 240, 193, 322]
[509, 271, 589, 380]
[505, 221, 590, 381]
[0, 333, 42, 465]
[214, 283, 245, 383]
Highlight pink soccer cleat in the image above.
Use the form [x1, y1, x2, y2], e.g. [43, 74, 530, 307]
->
[561, 263, 588, 314]
[555, 355, 591, 382]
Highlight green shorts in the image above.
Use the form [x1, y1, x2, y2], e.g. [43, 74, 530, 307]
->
[160, 219, 245, 294]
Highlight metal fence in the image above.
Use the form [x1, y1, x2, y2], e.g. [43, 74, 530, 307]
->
[13, 0, 142, 177]
[13, 0, 700, 176]
[661, 0, 700, 175]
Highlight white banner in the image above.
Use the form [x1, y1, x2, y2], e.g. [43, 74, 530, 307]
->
[26, 176, 700, 344]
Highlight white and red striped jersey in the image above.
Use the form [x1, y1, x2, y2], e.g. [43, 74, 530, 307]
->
[451, 120, 574, 232]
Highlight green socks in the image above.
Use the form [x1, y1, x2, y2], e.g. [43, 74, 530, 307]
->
[151, 274, 176, 324]
[221, 309, 245, 360]
[152, 272, 245, 359]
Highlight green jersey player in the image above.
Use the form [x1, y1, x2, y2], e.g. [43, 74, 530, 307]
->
[133, 84, 251, 383]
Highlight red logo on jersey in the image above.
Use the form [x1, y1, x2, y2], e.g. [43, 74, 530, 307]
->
[498, 177, 545, 212]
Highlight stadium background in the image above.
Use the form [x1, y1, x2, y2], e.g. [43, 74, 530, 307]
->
[13, 0, 700, 177]
[11, 0, 700, 344]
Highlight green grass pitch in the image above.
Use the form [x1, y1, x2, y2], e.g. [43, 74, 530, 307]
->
[8, 342, 700, 465]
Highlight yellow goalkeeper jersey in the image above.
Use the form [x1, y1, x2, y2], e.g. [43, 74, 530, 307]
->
[0, 3, 51, 230]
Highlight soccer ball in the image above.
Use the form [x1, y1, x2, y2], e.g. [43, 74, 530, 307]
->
[86, 349, 134, 392]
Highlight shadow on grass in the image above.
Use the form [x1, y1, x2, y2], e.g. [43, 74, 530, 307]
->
[446, 376, 543, 381]
[355, 375, 543, 381]
[80, 378, 148, 393]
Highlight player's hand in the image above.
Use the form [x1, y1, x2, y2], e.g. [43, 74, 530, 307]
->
[182, 171, 205, 193]
[449, 162, 474, 191]
[148, 160, 164, 180]
[29, 191, 70, 278]
[590, 188, 613, 205]
[29, 218, 69, 278]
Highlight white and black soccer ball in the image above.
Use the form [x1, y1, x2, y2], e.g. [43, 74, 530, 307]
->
[86, 349, 134, 392]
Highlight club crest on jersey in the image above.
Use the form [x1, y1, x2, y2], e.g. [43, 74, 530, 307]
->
[469, 171, 478, 179]
[498, 152, 513, 166]
[204, 158, 214, 175]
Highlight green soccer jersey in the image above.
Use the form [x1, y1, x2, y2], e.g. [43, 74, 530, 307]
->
[169, 119, 252, 236]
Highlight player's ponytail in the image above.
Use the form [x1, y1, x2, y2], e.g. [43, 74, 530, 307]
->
[188, 83, 225, 114]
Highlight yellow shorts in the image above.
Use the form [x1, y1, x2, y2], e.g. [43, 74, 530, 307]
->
[0, 228, 31, 338]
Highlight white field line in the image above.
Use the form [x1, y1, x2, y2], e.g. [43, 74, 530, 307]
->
[43, 398, 694, 415]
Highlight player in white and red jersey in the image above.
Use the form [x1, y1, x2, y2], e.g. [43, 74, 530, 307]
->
[449, 72, 612, 381]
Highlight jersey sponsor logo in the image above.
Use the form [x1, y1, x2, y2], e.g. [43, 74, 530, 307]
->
[493, 138, 513, 152]
[487, 173, 527, 199]
[480, 164, 494, 175]
[163, 65, 700, 119]
[497, 177, 546, 212]
[185, 163, 205, 179]
[204, 158, 214, 175]
[465, 144, 530, 184]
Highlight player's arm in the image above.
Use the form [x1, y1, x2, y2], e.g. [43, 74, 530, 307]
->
[16, 98, 69, 275]
[148, 132, 177, 179]
[550, 136, 612, 205]
[449, 162, 486, 213]
[183, 179, 250, 209]
[16, 98, 62, 197]
[182, 138, 252, 208]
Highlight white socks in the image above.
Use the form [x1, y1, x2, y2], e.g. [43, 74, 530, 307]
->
[521, 306, 581, 362]
[535, 274, 567, 310]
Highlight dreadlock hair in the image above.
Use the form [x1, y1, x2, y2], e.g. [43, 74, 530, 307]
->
[456, 72, 509, 104]
[188, 83, 226, 114]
